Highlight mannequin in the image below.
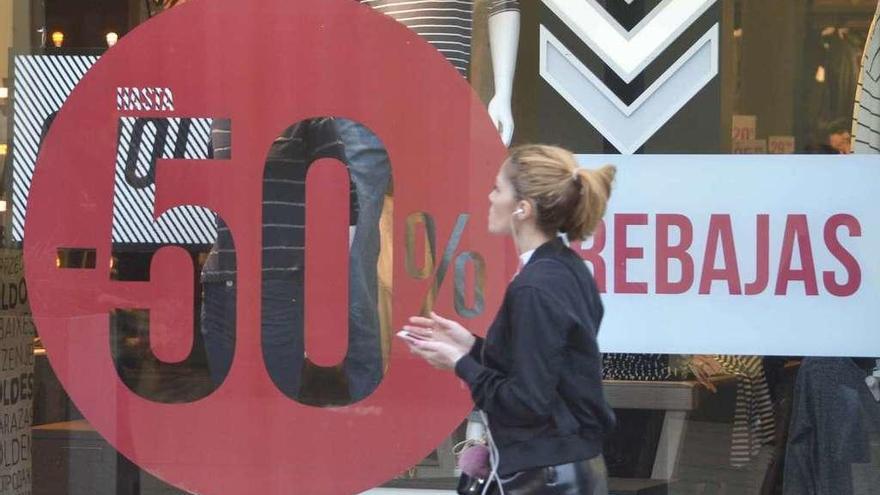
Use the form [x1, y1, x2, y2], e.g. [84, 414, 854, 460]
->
[783, 358, 880, 494]
[338, 0, 521, 402]
[360, 0, 521, 144]
[201, 119, 351, 402]
[486, 6, 520, 146]
[867, 360, 880, 402]
[852, 0, 880, 153]
[201, 2, 521, 405]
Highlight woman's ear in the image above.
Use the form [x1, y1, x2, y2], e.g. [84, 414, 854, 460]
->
[516, 200, 532, 220]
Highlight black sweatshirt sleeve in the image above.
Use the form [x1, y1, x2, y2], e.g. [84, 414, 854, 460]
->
[468, 335, 484, 362]
[454, 286, 572, 424]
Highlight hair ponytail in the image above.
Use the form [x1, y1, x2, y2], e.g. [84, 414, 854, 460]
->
[506, 144, 615, 241]
[563, 165, 616, 241]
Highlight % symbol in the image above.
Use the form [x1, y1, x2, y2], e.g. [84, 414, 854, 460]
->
[405, 212, 486, 318]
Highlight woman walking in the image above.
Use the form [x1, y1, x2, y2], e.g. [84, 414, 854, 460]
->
[401, 144, 617, 494]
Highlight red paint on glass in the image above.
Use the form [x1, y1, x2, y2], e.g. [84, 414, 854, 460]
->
[305, 158, 350, 367]
[23, 0, 509, 493]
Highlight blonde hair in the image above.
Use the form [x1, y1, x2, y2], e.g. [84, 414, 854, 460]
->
[505, 144, 615, 241]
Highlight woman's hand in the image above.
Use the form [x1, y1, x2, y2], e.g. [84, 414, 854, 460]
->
[402, 312, 476, 355]
[404, 339, 466, 370]
[399, 312, 475, 371]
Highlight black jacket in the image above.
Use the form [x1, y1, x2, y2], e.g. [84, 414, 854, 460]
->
[455, 238, 616, 476]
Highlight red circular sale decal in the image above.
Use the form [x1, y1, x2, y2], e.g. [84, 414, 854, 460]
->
[23, 0, 509, 493]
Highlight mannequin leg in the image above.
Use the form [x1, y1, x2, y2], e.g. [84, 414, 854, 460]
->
[335, 118, 392, 402]
[200, 280, 236, 387]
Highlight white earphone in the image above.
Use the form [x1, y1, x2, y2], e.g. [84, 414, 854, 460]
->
[513, 208, 524, 216]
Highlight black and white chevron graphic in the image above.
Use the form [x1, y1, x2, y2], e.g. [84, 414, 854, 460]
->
[539, 0, 719, 154]
[12, 55, 217, 244]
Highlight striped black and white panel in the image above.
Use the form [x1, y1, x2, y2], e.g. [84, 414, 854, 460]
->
[114, 117, 216, 244]
[12, 55, 98, 242]
[715, 355, 775, 468]
[361, 0, 475, 77]
[12, 55, 217, 244]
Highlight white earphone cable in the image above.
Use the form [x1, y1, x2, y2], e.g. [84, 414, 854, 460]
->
[479, 411, 505, 495]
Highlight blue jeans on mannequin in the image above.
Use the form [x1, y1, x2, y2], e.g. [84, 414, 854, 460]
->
[201, 279, 305, 398]
[200, 119, 391, 403]
[335, 118, 392, 402]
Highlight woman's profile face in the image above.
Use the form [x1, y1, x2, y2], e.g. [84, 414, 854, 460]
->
[487, 163, 518, 235]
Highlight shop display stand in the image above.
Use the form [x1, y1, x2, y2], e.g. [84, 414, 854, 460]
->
[604, 376, 734, 481]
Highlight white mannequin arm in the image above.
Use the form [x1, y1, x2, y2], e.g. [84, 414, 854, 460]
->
[487, 9, 520, 146]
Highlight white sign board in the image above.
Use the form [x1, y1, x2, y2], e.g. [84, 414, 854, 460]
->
[576, 154, 878, 357]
